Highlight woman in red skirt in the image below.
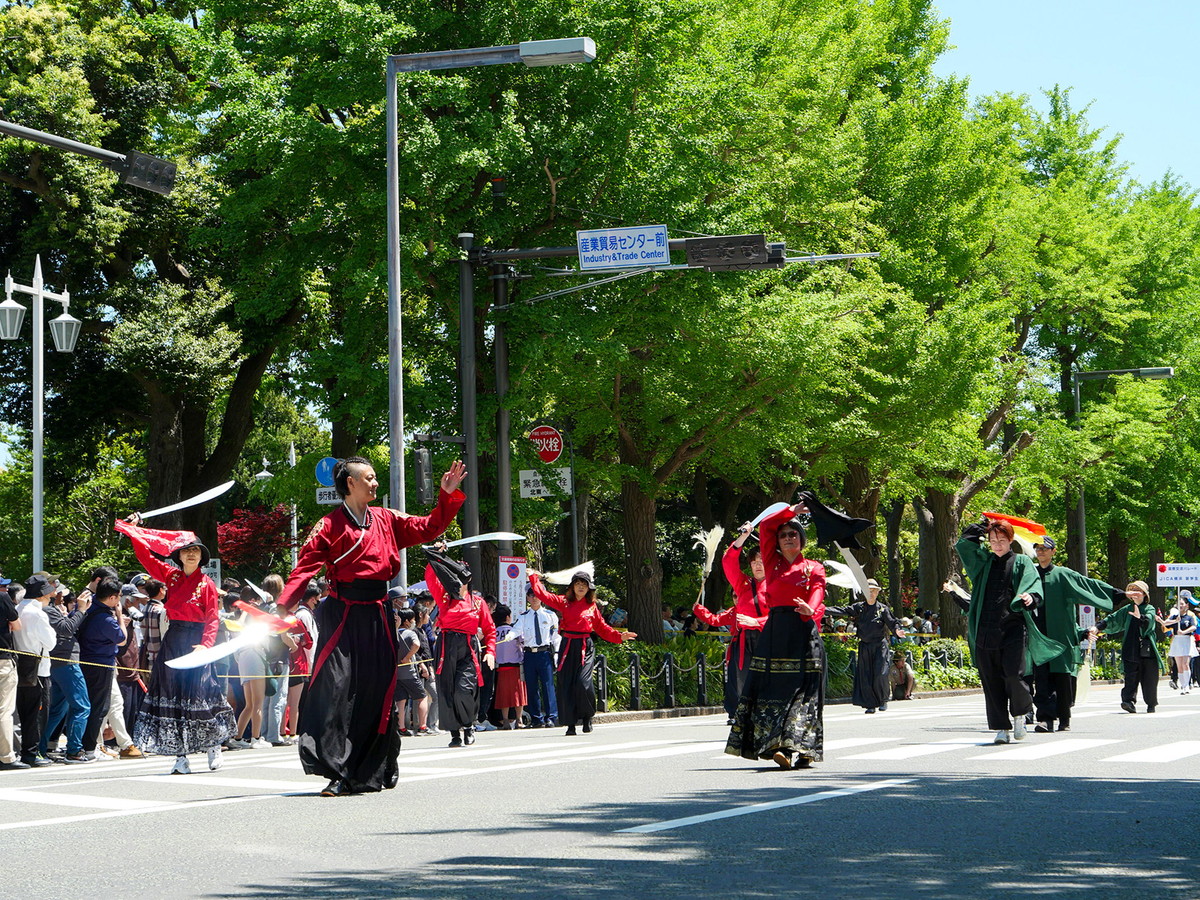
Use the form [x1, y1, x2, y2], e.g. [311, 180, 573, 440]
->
[493, 605, 527, 728]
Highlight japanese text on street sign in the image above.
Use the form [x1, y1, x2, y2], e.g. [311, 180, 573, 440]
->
[1156, 563, 1200, 586]
[316, 486, 341, 505]
[529, 424, 563, 464]
[577, 224, 669, 271]
[519, 468, 572, 499]
[500, 556, 527, 616]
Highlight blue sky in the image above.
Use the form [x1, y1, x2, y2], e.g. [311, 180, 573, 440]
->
[931, 1, 1198, 191]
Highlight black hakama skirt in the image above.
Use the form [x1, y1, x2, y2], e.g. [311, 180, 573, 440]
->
[852, 638, 891, 710]
[557, 634, 596, 726]
[298, 595, 400, 792]
[726, 608, 825, 763]
[133, 621, 234, 756]
[436, 630, 481, 732]
[723, 629, 760, 717]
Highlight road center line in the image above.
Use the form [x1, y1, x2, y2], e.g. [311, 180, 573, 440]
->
[616, 778, 915, 833]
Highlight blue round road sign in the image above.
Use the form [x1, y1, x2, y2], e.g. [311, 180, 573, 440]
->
[316, 456, 338, 487]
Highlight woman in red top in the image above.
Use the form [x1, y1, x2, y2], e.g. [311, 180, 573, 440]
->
[725, 503, 827, 770]
[424, 546, 497, 748]
[277, 457, 465, 797]
[116, 518, 234, 776]
[528, 570, 637, 735]
[694, 526, 768, 724]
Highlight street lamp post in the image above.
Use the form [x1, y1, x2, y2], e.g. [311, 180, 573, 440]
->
[385, 37, 597, 585]
[254, 442, 300, 570]
[0, 256, 82, 571]
[1071, 366, 1175, 575]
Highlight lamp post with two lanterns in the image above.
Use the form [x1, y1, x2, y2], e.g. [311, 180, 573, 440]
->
[0, 256, 82, 571]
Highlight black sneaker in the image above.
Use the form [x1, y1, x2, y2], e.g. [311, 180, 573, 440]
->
[463, 727, 476, 746]
[0, 760, 30, 770]
[1034, 723, 1054, 733]
[1120, 701, 1136, 714]
[21, 755, 52, 768]
[565, 725, 577, 736]
[1170, 680, 1179, 690]
[1057, 723, 1071, 732]
[448, 731, 463, 748]
[63, 753, 93, 765]
[582, 720, 593, 733]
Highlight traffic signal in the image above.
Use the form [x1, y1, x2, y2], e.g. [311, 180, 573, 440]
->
[414, 446, 434, 505]
[112, 151, 177, 195]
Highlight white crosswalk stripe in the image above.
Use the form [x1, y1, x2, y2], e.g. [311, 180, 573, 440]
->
[966, 738, 1120, 760]
[841, 738, 992, 760]
[1102, 740, 1200, 762]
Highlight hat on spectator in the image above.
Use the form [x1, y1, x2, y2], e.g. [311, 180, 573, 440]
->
[387, 587, 407, 602]
[866, 578, 880, 589]
[24, 575, 54, 599]
[1034, 535, 1056, 550]
[131, 572, 150, 586]
[1126, 580, 1150, 597]
[900, 617, 913, 627]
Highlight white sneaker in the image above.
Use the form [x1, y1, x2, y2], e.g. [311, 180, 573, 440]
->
[250, 737, 271, 750]
[227, 738, 251, 750]
[476, 722, 497, 732]
[207, 747, 223, 771]
[170, 755, 191, 775]
[1013, 719, 1027, 741]
[993, 730, 1010, 744]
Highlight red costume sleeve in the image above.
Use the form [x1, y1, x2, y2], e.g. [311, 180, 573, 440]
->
[479, 602, 497, 656]
[692, 602, 735, 630]
[113, 520, 177, 583]
[277, 517, 332, 611]
[722, 544, 752, 604]
[200, 579, 220, 647]
[804, 562, 827, 628]
[390, 489, 465, 547]
[529, 574, 567, 614]
[590, 606, 627, 644]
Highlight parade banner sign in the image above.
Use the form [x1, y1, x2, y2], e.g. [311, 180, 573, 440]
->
[1155, 563, 1200, 586]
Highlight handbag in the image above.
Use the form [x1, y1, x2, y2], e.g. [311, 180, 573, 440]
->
[16, 653, 39, 687]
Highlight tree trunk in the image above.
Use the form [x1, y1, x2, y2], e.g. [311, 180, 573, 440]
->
[1148, 547, 1165, 608]
[621, 478, 663, 644]
[1106, 528, 1129, 593]
[915, 490, 964, 638]
[883, 499, 905, 611]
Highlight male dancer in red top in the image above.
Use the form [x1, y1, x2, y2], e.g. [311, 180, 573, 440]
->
[278, 457, 465, 796]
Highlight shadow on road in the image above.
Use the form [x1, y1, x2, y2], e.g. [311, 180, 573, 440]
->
[210, 773, 1200, 898]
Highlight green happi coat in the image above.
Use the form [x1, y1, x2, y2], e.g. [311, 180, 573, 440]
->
[956, 538, 1067, 670]
[1036, 565, 1118, 675]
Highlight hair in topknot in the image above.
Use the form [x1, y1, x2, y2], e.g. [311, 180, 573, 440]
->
[333, 455, 373, 498]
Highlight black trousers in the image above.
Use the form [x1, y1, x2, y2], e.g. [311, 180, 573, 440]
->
[1033, 663, 1076, 726]
[1121, 656, 1159, 710]
[81, 664, 114, 753]
[16, 675, 50, 758]
[976, 638, 1032, 730]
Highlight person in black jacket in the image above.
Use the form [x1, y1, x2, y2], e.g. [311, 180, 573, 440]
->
[77, 578, 126, 760]
[42, 581, 94, 763]
[0, 581, 23, 769]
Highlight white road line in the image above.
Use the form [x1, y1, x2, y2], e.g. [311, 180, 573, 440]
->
[607, 742, 726, 759]
[967, 738, 1121, 760]
[0, 793, 284, 833]
[841, 739, 991, 760]
[616, 778, 915, 833]
[124, 774, 317, 791]
[0, 788, 171, 811]
[1103, 741, 1200, 763]
[824, 737, 901, 751]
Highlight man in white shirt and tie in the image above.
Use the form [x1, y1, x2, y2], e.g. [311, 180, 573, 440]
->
[516, 586, 558, 727]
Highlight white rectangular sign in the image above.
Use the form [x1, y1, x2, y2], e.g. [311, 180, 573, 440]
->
[519, 467, 572, 498]
[500, 556, 527, 616]
[577, 224, 669, 271]
[1156, 563, 1200, 586]
[316, 486, 341, 505]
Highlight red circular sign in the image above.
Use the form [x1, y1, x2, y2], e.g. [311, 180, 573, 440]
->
[529, 425, 563, 463]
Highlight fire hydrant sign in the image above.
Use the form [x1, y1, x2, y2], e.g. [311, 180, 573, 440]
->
[519, 468, 572, 498]
[1156, 563, 1200, 586]
[577, 224, 669, 271]
[529, 425, 564, 464]
[500, 556, 527, 616]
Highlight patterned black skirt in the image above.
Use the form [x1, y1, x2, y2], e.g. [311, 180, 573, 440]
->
[133, 621, 234, 756]
[726, 607, 825, 763]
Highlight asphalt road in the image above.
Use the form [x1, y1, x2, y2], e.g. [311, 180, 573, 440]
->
[2, 682, 1197, 899]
